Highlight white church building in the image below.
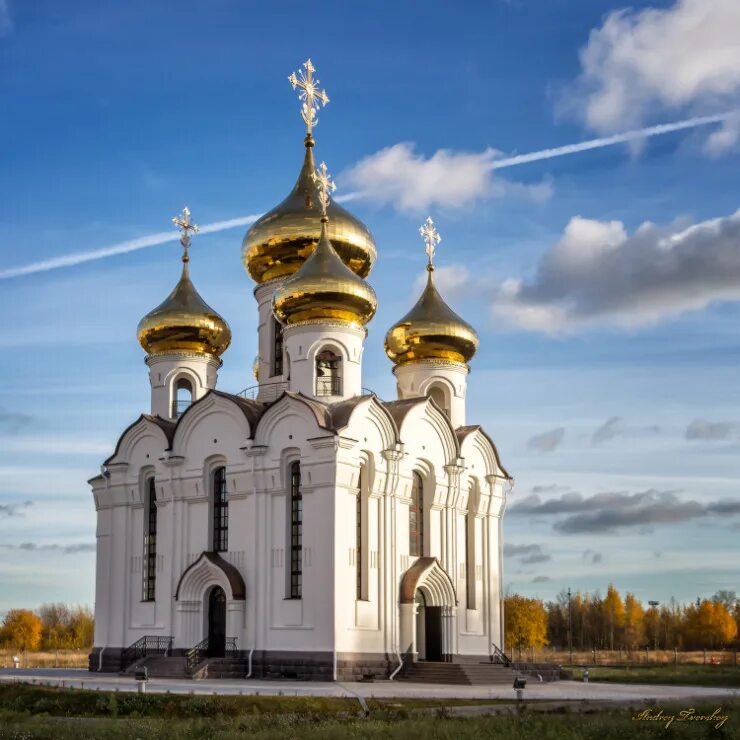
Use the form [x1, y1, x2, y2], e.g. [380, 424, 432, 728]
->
[89, 61, 512, 680]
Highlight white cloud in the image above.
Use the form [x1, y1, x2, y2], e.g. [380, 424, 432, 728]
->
[685, 419, 737, 442]
[566, 0, 740, 153]
[527, 427, 565, 453]
[0, 0, 12, 37]
[488, 208, 740, 333]
[342, 142, 552, 212]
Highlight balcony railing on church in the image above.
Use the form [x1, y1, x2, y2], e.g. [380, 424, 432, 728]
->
[315, 376, 341, 397]
[171, 398, 191, 418]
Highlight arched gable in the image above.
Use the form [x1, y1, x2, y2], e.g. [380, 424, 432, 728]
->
[331, 395, 399, 451]
[175, 551, 246, 601]
[400, 557, 457, 606]
[395, 397, 460, 465]
[253, 391, 332, 445]
[170, 391, 256, 456]
[105, 415, 174, 466]
[457, 425, 510, 480]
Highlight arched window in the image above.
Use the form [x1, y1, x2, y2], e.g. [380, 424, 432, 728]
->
[409, 472, 424, 557]
[315, 349, 342, 396]
[272, 319, 284, 377]
[288, 461, 302, 598]
[427, 384, 449, 418]
[213, 467, 228, 552]
[173, 377, 193, 418]
[142, 478, 157, 601]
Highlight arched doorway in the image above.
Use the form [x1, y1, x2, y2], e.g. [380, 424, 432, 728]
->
[399, 557, 457, 663]
[208, 586, 226, 657]
[415, 589, 443, 661]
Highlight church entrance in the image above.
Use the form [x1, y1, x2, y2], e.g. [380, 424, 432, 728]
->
[207, 586, 226, 657]
[414, 589, 443, 661]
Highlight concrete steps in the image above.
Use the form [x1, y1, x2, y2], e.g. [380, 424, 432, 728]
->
[128, 656, 190, 679]
[196, 657, 247, 680]
[400, 661, 519, 685]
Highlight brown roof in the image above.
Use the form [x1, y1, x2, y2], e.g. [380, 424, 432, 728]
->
[104, 414, 176, 465]
[175, 551, 246, 601]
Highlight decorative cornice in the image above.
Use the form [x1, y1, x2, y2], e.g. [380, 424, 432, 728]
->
[242, 444, 268, 458]
[160, 454, 185, 467]
[284, 319, 367, 335]
[393, 358, 469, 374]
[146, 351, 222, 368]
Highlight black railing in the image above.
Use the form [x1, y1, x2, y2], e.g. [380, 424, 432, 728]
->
[120, 635, 173, 671]
[316, 376, 341, 397]
[171, 399, 191, 418]
[185, 637, 238, 675]
[237, 381, 288, 402]
[490, 642, 512, 666]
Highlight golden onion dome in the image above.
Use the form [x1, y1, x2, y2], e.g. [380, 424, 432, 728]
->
[385, 267, 478, 366]
[242, 134, 377, 283]
[137, 259, 231, 358]
[273, 217, 377, 326]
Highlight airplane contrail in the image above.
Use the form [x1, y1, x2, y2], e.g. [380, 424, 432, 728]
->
[489, 113, 733, 169]
[0, 113, 731, 280]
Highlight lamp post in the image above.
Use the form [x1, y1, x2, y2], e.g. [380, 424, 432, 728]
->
[567, 587, 573, 665]
[648, 601, 659, 652]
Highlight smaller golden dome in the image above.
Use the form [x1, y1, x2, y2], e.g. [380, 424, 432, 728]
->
[273, 218, 377, 326]
[242, 135, 377, 283]
[137, 261, 231, 358]
[385, 267, 478, 366]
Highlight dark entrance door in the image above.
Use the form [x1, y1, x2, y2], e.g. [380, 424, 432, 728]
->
[207, 586, 226, 657]
[424, 606, 443, 661]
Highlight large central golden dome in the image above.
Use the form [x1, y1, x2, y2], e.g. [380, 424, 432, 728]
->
[242, 134, 376, 284]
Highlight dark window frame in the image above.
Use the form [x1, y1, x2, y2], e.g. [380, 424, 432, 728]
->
[409, 472, 424, 557]
[142, 478, 157, 601]
[288, 461, 302, 598]
[213, 466, 228, 553]
[272, 319, 284, 377]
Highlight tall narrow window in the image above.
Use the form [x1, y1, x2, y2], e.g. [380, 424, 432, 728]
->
[409, 472, 423, 557]
[465, 510, 476, 608]
[272, 319, 284, 377]
[289, 461, 302, 598]
[213, 467, 228, 552]
[142, 478, 157, 601]
[356, 468, 364, 600]
[315, 349, 341, 396]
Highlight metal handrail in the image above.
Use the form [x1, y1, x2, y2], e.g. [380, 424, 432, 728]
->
[490, 642, 512, 666]
[186, 636, 238, 674]
[120, 635, 173, 671]
[316, 376, 341, 396]
[171, 399, 191, 418]
[237, 381, 288, 402]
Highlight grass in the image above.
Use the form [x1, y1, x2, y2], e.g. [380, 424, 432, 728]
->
[567, 663, 740, 688]
[0, 699, 737, 739]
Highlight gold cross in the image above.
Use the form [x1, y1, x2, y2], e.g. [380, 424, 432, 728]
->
[288, 59, 329, 134]
[311, 161, 336, 218]
[420, 217, 441, 269]
[172, 207, 199, 262]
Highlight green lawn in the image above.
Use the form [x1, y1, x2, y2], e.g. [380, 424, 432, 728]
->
[567, 664, 740, 688]
[0, 685, 737, 739]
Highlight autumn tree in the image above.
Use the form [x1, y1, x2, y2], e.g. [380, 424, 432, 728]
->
[683, 600, 738, 649]
[0, 610, 42, 652]
[505, 595, 548, 658]
[622, 593, 645, 650]
[67, 606, 94, 649]
[602, 585, 625, 650]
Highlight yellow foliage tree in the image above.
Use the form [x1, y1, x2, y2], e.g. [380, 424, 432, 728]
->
[504, 595, 548, 659]
[0, 609, 42, 652]
[623, 593, 645, 649]
[602, 584, 625, 650]
[683, 600, 738, 648]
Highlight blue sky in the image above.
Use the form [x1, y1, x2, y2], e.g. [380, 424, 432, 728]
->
[1, 0, 739, 612]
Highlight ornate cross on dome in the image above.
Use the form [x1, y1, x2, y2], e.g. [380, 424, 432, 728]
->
[311, 161, 336, 218]
[288, 59, 330, 135]
[420, 216, 441, 270]
[172, 207, 199, 263]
